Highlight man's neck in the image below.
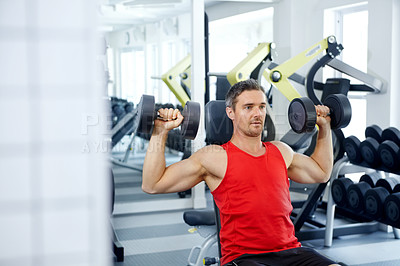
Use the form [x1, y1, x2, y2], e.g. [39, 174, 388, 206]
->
[230, 133, 264, 156]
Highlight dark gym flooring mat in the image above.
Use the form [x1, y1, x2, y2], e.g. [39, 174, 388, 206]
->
[114, 249, 192, 266]
[115, 223, 192, 241]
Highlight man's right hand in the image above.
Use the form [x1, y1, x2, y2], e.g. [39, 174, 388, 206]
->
[153, 108, 184, 135]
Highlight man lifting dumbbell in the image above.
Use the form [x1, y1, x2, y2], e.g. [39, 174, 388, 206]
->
[142, 79, 341, 266]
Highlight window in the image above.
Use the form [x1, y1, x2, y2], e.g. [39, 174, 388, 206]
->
[161, 41, 177, 105]
[120, 49, 145, 104]
[209, 8, 274, 74]
[106, 47, 114, 97]
[147, 44, 160, 102]
[324, 3, 368, 139]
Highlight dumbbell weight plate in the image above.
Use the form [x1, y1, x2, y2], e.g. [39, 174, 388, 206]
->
[181, 101, 201, 140]
[359, 172, 381, 188]
[384, 193, 400, 226]
[347, 181, 371, 213]
[288, 97, 317, 133]
[344, 136, 362, 163]
[332, 177, 354, 207]
[365, 187, 390, 220]
[322, 94, 352, 130]
[136, 94, 156, 134]
[378, 140, 400, 171]
[376, 177, 400, 194]
[365, 124, 383, 143]
[360, 137, 380, 167]
[382, 127, 400, 145]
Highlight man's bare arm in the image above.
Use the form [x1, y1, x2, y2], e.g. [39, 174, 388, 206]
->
[279, 105, 334, 183]
[287, 124, 333, 183]
[141, 108, 206, 194]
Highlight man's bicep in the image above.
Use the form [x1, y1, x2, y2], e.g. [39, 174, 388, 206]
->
[152, 156, 205, 194]
[288, 153, 326, 184]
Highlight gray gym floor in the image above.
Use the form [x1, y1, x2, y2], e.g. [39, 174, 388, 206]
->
[111, 147, 400, 266]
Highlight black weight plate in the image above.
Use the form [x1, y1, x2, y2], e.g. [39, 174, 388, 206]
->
[382, 127, 400, 146]
[347, 181, 371, 213]
[323, 94, 352, 130]
[384, 192, 400, 225]
[137, 95, 155, 134]
[288, 97, 316, 133]
[376, 177, 400, 194]
[359, 172, 381, 188]
[394, 184, 400, 193]
[378, 140, 400, 171]
[365, 187, 390, 219]
[332, 177, 354, 207]
[365, 124, 383, 143]
[181, 101, 200, 140]
[360, 137, 380, 167]
[343, 136, 362, 163]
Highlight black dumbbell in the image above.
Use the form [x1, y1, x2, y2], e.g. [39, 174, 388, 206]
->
[135, 94, 200, 140]
[364, 176, 400, 220]
[378, 127, 400, 171]
[384, 192, 400, 227]
[358, 125, 384, 168]
[332, 177, 354, 207]
[360, 137, 381, 168]
[359, 172, 381, 188]
[365, 187, 390, 220]
[288, 94, 352, 133]
[124, 102, 134, 113]
[347, 181, 371, 214]
[343, 136, 362, 163]
[365, 124, 383, 143]
[376, 176, 400, 194]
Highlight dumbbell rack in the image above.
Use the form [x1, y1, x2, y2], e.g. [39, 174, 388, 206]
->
[324, 156, 400, 247]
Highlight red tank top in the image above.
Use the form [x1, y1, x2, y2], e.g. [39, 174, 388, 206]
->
[211, 141, 301, 265]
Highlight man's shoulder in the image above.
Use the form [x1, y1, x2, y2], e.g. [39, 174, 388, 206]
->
[198, 144, 226, 154]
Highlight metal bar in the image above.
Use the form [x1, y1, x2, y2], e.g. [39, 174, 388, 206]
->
[293, 183, 327, 231]
[327, 58, 383, 93]
[122, 132, 136, 163]
[297, 222, 380, 241]
[325, 156, 349, 247]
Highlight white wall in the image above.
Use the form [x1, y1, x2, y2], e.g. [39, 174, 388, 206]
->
[0, 1, 110, 265]
[367, 0, 400, 128]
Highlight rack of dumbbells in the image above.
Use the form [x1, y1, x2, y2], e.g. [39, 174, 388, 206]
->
[325, 125, 400, 247]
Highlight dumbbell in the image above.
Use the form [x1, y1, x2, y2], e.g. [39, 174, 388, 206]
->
[365, 124, 383, 143]
[364, 176, 400, 220]
[135, 94, 200, 140]
[331, 177, 354, 207]
[343, 125, 383, 165]
[345, 172, 381, 217]
[343, 136, 362, 163]
[347, 181, 371, 214]
[359, 172, 381, 188]
[378, 127, 400, 171]
[359, 125, 385, 168]
[288, 94, 352, 133]
[384, 192, 400, 227]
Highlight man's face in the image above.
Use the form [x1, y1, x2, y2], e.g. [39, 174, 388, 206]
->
[227, 90, 267, 137]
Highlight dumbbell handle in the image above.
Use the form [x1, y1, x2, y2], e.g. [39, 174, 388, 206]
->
[154, 109, 183, 122]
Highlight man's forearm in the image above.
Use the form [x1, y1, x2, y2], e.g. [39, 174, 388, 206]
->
[311, 125, 333, 179]
[142, 132, 168, 193]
